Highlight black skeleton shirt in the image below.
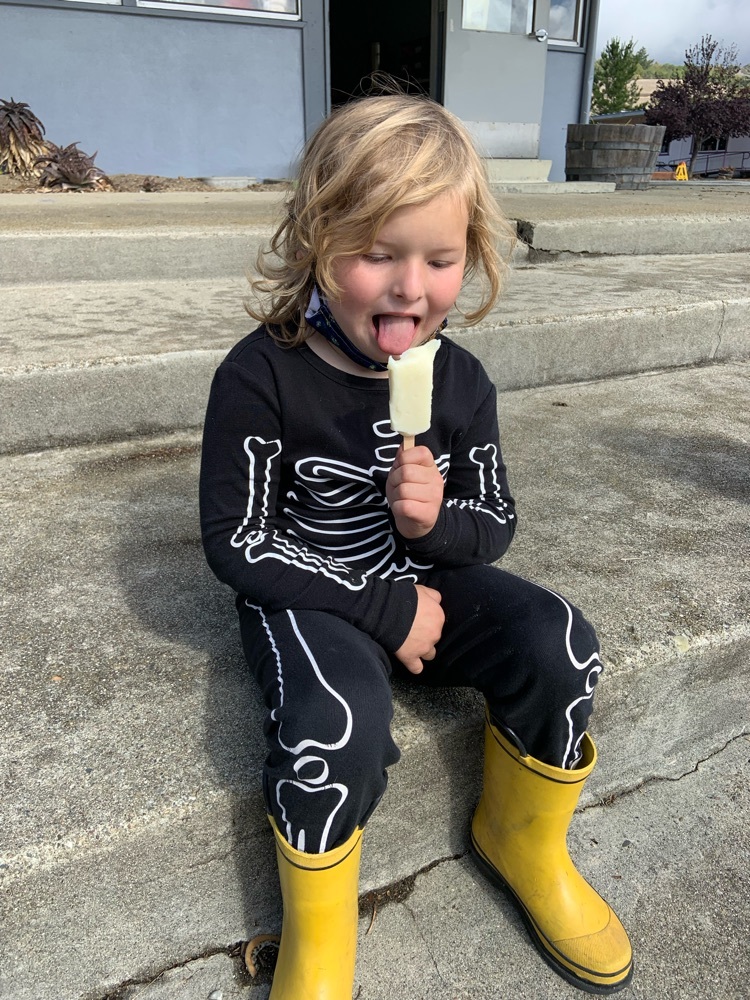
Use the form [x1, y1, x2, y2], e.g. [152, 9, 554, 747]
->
[199, 327, 517, 654]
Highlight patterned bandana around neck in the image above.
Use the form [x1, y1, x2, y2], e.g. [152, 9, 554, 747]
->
[304, 285, 448, 373]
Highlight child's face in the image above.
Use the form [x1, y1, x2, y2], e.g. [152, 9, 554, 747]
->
[326, 192, 468, 361]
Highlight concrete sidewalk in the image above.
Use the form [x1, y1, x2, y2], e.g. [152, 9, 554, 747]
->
[2, 361, 748, 1000]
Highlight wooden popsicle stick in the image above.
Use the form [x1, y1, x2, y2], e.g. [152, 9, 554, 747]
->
[402, 434, 415, 450]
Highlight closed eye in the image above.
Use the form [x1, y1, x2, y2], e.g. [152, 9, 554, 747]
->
[361, 253, 390, 263]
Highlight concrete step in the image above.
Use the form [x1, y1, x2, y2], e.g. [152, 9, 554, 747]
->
[516, 212, 750, 257]
[491, 180, 617, 193]
[66, 734, 750, 999]
[2, 362, 749, 999]
[3, 188, 748, 240]
[2, 188, 750, 288]
[0, 227, 271, 284]
[3, 253, 749, 454]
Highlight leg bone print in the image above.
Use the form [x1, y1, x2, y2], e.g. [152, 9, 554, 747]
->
[250, 604, 352, 854]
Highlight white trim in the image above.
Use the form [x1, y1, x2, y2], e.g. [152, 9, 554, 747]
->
[136, 0, 299, 17]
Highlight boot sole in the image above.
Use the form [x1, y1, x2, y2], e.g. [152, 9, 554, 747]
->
[470, 832, 634, 995]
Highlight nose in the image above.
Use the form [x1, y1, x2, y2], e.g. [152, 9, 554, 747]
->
[392, 259, 425, 303]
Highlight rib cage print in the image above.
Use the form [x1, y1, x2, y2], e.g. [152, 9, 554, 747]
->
[231, 420, 511, 585]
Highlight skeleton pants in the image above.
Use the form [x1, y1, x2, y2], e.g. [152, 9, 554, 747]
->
[238, 564, 603, 854]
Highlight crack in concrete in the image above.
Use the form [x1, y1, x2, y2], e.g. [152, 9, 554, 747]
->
[402, 901, 457, 995]
[585, 729, 750, 811]
[185, 848, 235, 870]
[709, 298, 727, 360]
[365, 732, 750, 907]
[95, 856, 467, 997]
[358, 852, 464, 918]
[89, 942, 246, 1000]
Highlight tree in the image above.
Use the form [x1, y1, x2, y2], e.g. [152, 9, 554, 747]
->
[634, 46, 653, 79]
[645, 36, 750, 176]
[592, 38, 644, 116]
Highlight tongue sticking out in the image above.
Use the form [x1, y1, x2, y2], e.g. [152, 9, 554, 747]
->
[376, 315, 416, 357]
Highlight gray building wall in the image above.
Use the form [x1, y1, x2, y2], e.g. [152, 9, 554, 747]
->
[664, 134, 750, 173]
[0, 3, 307, 177]
[540, 48, 585, 181]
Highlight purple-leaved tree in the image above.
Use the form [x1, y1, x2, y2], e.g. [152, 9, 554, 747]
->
[644, 35, 750, 177]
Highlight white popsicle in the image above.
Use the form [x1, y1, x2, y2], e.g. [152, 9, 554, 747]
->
[388, 339, 441, 448]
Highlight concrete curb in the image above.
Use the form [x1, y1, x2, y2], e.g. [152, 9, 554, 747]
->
[4, 350, 225, 453]
[3, 213, 750, 288]
[518, 214, 750, 256]
[0, 230, 269, 284]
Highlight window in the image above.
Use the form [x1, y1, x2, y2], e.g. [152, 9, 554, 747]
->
[549, 0, 584, 46]
[135, 0, 299, 16]
[462, 0, 533, 35]
[698, 135, 728, 152]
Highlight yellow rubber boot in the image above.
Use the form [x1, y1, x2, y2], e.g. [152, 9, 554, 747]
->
[268, 817, 362, 1000]
[471, 715, 633, 993]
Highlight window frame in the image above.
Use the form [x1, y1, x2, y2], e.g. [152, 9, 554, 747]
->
[1, 0, 302, 23]
[547, 0, 585, 48]
[136, 0, 299, 18]
[698, 135, 728, 153]
[461, 0, 534, 36]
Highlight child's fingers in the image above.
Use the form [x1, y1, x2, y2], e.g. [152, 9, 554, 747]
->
[402, 444, 436, 467]
[390, 464, 438, 487]
[400, 649, 436, 674]
[420, 586, 442, 605]
[393, 444, 434, 469]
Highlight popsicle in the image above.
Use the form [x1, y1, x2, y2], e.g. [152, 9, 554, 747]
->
[388, 339, 441, 449]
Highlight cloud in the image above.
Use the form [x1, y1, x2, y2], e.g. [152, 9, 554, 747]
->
[596, 0, 750, 66]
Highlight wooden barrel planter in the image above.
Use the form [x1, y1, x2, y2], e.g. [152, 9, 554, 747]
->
[566, 124, 666, 189]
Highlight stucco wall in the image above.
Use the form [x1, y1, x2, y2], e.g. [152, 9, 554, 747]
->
[0, 4, 305, 177]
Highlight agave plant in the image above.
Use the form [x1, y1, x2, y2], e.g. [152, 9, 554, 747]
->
[35, 142, 112, 191]
[0, 98, 49, 177]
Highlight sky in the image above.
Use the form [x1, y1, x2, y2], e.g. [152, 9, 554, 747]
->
[595, 0, 750, 68]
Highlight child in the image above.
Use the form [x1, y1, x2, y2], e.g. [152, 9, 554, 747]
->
[199, 93, 632, 997]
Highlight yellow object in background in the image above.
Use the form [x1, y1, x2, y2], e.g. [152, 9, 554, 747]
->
[675, 162, 689, 181]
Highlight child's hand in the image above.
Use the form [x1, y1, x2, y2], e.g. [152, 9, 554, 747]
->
[395, 585, 444, 675]
[386, 445, 444, 539]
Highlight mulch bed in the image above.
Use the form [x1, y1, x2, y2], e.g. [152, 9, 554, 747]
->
[0, 173, 291, 194]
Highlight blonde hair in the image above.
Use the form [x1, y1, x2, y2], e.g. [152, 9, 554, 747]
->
[247, 93, 516, 346]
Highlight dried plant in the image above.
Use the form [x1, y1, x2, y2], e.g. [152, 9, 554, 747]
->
[0, 98, 50, 177]
[35, 142, 112, 191]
